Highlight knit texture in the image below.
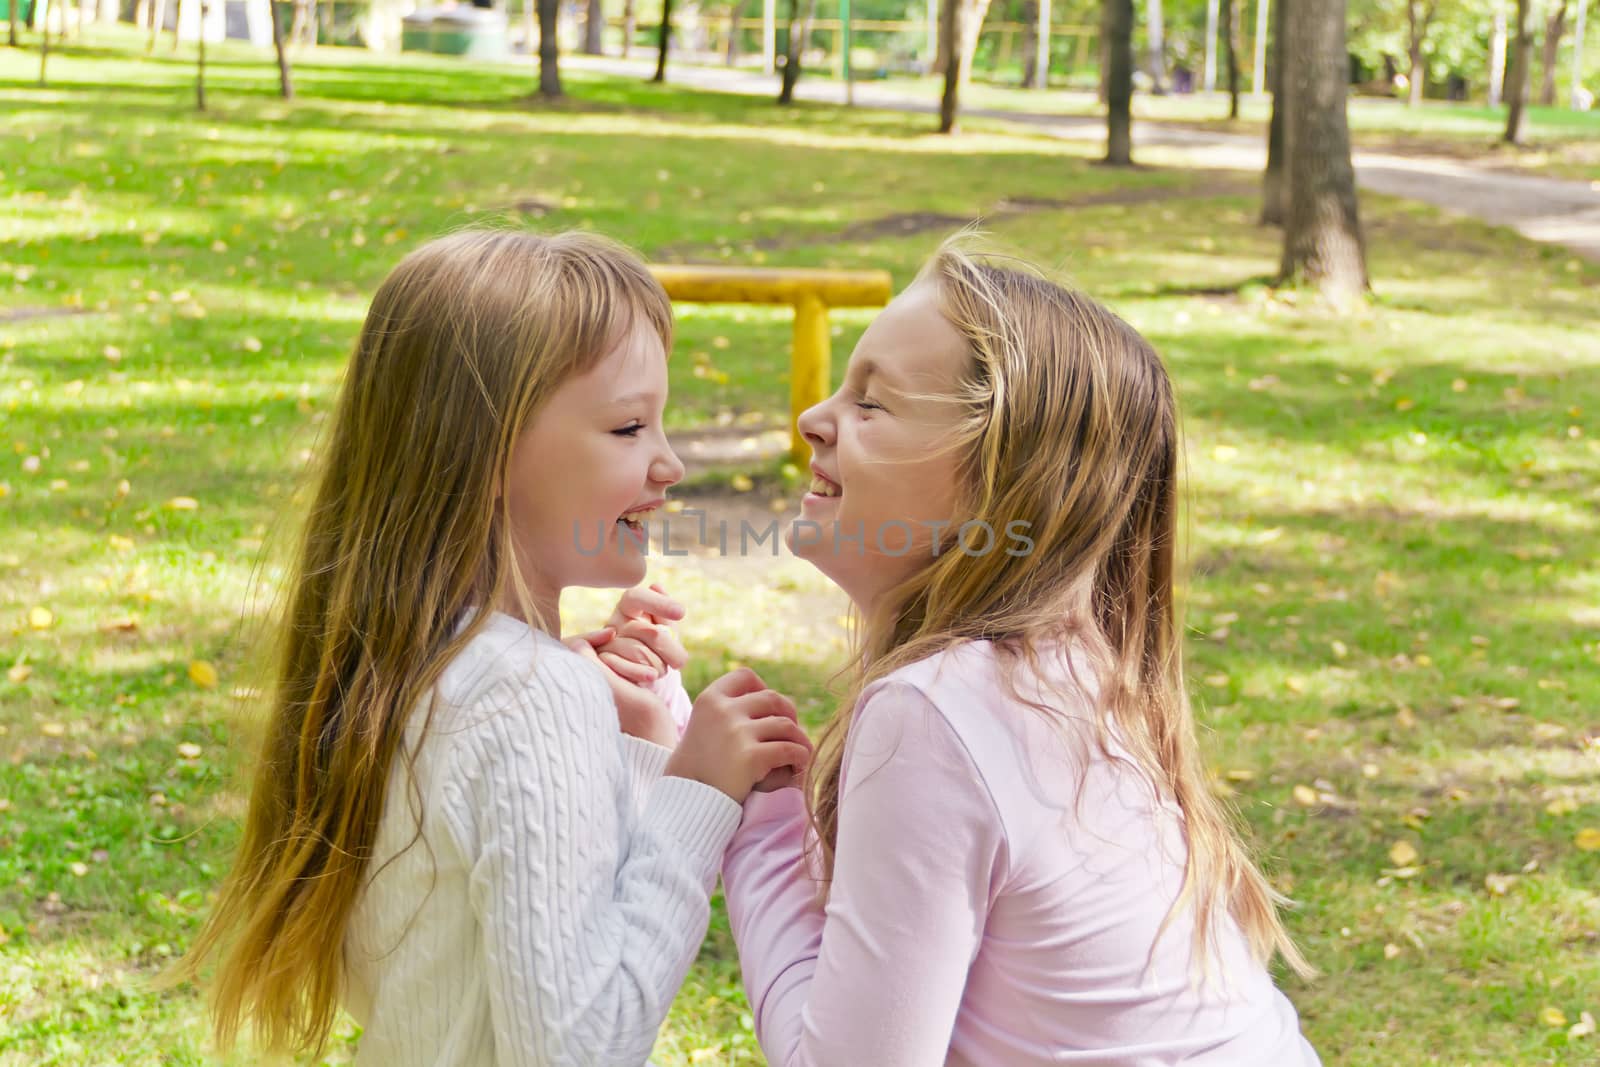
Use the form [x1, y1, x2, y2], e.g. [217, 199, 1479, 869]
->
[343, 613, 742, 1067]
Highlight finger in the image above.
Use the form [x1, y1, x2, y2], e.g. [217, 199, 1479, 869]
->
[599, 651, 659, 685]
[704, 666, 768, 699]
[750, 715, 813, 749]
[731, 689, 799, 722]
[567, 627, 615, 651]
[605, 633, 667, 675]
[753, 741, 814, 778]
[614, 584, 686, 625]
[615, 618, 687, 670]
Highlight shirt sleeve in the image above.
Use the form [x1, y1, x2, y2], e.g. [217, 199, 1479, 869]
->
[440, 662, 743, 1067]
[721, 681, 1008, 1067]
[648, 666, 694, 738]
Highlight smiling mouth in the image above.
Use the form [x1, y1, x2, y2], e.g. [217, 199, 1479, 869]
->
[809, 475, 841, 499]
[617, 505, 660, 533]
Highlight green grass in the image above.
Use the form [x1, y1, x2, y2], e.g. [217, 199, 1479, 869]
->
[4, 28, 1600, 1066]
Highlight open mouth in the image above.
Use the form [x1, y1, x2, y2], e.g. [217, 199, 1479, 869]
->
[809, 473, 842, 499]
[617, 503, 660, 535]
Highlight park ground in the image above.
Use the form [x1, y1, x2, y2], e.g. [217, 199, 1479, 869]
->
[3, 30, 1600, 1066]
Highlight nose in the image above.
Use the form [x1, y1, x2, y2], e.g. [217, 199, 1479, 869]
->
[652, 436, 685, 488]
[797, 396, 835, 456]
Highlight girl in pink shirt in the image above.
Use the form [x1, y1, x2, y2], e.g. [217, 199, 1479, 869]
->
[606, 240, 1322, 1065]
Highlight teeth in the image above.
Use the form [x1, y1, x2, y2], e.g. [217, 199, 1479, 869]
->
[619, 507, 657, 526]
[809, 475, 841, 498]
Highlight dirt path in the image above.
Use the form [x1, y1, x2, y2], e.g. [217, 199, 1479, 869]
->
[574, 55, 1600, 262]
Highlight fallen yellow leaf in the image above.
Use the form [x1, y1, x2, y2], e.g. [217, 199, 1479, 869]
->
[1575, 828, 1600, 852]
[164, 496, 199, 511]
[729, 474, 754, 493]
[1382, 943, 1401, 960]
[1389, 841, 1419, 867]
[40, 722, 66, 738]
[27, 606, 54, 630]
[1292, 785, 1319, 807]
[1542, 1006, 1568, 1028]
[6, 663, 30, 684]
[188, 660, 219, 689]
[177, 742, 203, 760]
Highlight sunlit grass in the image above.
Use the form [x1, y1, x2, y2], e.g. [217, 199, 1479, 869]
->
[3, 29, 1600, 1067]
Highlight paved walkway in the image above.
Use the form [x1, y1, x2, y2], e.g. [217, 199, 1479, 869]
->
[574, 56, 1600, 261]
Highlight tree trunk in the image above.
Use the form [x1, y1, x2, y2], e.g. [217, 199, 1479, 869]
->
[37, 0, 48, 83]
[537, 0, 562, 95]
[1104, 0, 1133, 162]
[270, 0, 294, 97]
[584, 0, 603, 54]
[1540, 0, 1569, 105]
[726, 0, 744, 63]
[147, 0, 166, 51]
[9, 0, 19, 46]
[288, 0, 306, 44]
[1504, 0, 1531, 142]
[1222, 0, 1240, 117]
[1019, 0, 1037, 86]
[1144, 0, 1165, 93]
[171, 0, 183, 51]
[621, 0, 634, 55]
[652, 0, 671, 80]
[1488, 0, 1506, 105]
[1405, 0, 1434, 106]
[777, 0, 817, 102]
[938, 0, 961, 130]
[1279, 0, 1367, 303]
[1261, 0, 1286, 224]
[196, 0, 208, 109]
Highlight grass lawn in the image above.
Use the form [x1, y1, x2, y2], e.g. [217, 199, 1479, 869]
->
[3, 28, 1600, 1067]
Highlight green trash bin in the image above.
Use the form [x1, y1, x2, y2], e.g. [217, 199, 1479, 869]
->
[430, 7, 506, 58]
[400, 9, 438, 52]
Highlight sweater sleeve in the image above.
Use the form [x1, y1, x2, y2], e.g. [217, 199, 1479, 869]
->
[721, 681, 1008, 1067]
[440, 658, 743, 1067]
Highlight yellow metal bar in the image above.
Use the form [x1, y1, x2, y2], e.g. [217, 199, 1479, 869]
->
[651, 265, 892, 309]
[648, 265, 893, 464]
[790, 293, 831, 466]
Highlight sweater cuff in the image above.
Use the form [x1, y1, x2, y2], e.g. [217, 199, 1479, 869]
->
[621, 733, 673, 786]
[642, 775, 744, 882]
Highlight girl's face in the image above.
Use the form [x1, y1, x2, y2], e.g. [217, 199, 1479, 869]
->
[791, 282, 970, 612]
[506, 321, 684, 629]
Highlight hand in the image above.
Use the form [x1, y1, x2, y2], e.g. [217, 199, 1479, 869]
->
[665, 667, 813, 803]
[565, 628, 678, 748]
[600, 584, 689, 682]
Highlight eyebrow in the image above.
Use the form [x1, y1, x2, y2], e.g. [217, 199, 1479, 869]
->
[611, 391, 659, 406]
[856, 358, 900, 391]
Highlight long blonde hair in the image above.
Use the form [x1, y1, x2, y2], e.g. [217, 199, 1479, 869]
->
[164, 229, 673, 1057]
[807, 239, 1311, 978]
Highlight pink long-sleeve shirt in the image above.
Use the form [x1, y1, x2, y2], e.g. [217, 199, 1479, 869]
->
[719, 640, 1321, 1067]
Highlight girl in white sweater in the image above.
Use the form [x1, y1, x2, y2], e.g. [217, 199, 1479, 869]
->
[169, 230, 811, 1066]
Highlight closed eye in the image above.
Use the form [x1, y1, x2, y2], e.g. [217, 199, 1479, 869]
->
[612, 422, 645, 438]
[855, 400, 885, 413]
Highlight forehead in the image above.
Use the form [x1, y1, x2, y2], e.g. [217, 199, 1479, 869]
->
[567, 320, 668, 395]
[851, 282, 969, 393]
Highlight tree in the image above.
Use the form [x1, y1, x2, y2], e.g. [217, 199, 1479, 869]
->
[38, 0, 48, 84]
[1540, 0, 1570, 105]
[196, 0, 208, 110]
[777, 0, 819, 103]
[653, 0, 672, 81]
[147, 0, 166, 52]
[1404, 0, 1437, 105]
[1221, 0, 1241, 117]
[1262, 0, 1286, 224]
[621, 0, 635, 56]
[1503, 0, 1530, 142]
[1019, 0, 1039, 86]
[584, 0, 604, 54]
[9, 0, 19, 48]
[937, 0, 995, 133]
[1279, 0, 1368, 303]
[726, 0, 746, 63]
[1104, 0, 1134, 163]
[269, 0, 294, 98]
[538, 0, 562, 95]
[1144, 0, 1166, 92]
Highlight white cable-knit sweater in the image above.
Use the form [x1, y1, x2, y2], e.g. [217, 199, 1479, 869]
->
[343, 612, 743, 1067]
